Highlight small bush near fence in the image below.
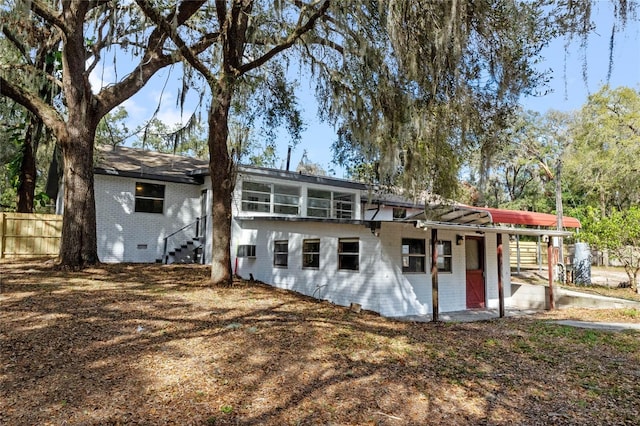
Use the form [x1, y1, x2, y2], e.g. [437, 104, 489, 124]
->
[0, 213, 62, 259]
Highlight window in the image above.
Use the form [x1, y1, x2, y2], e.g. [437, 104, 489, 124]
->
[307, 190, 355, 219]
[273, 240, 288, 267]
[302, 239, 320, 268]
[241, 181, 270, 212]
[393, 208, 407, 219]
[334, 192, 354, 219]
[402, 238, 426, 273]
[436, 240, 453, 273]
[273, 185, 300, 215]
[241, 181, 300, 215]
[307, 189, 331, 218]
[237, 245, 256, 258]
[338, 238, 359, 271]
[135, 182, 165, 213]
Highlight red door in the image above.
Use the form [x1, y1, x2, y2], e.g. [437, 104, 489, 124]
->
[466, 236, 486, 308]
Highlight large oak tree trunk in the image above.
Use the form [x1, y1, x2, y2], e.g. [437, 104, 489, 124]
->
[57, 5, 99, 268]
[58, 123, 99, 267]
[208, 82, 235, 284]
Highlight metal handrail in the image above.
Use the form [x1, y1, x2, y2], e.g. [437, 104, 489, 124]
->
[163, 215, 207, 264]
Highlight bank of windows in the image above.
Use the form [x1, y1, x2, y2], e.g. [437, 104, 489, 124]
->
[401, 239, 452, 273]
[241, 182, 300, 215]
[307, 189, 355, 219]
[135, 182, 165, 214]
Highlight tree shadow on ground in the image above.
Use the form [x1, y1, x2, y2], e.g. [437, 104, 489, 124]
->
[1, 261, 639, 425]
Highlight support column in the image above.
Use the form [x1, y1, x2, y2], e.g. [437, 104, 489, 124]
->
[431, 228, 439, 322]
[497, 233, 504, 318]
[547, 237, 555, 310]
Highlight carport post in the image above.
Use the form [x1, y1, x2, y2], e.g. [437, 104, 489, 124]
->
[547, 237, 555, 310]
[497, 233, 504, 318]
[431, 228, 439, 322]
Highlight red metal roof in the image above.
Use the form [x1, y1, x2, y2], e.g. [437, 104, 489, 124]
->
[474, 207, 581, 228]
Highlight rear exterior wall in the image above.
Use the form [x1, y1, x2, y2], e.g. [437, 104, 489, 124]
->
[232, 219, 511, 317]
[95, 175, 201, 262]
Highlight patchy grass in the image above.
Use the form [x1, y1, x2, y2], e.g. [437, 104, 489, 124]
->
[1, 260, 640, 425]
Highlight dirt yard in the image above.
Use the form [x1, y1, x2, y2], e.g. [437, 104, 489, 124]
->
[2, 260, 640, 425]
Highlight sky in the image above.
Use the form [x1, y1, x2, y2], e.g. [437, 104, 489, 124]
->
[94, 2, 640, 177]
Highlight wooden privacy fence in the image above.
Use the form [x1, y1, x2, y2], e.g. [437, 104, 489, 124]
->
[0, 212, 62, 259]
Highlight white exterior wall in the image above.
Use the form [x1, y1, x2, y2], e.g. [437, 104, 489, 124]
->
[95, 175, 202, 262]
[233, 220, 428, 317]
[231, 219, 510, 317]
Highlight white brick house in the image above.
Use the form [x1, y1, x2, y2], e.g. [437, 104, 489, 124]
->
[76, 145, 580, 318]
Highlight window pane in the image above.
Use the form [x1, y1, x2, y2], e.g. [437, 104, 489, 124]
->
[393, 208, 407, 219]
[243, 181, 270, 193]
[334, 192, 353, 202]
[303, 240, 320, 253]
[274, 194, 299, 205]
[274, 254, 288, 267]
[274, 241, 288, 252]
[308, 189, 330, 199]
[135, 182, 165, 198]
[242, 201, 270, 212]
[402, 239, 425, 255]
[135, 198, 163, 214]
[307, 207, 329, 218]
[274, 185, 299, 196]
[339, 254, 359, 270]
[274, 205, 298, 215]
[438, 241, 452, 255]
[402, 258, 426, 273]
[237, 245, 256, 257]
[308, 198, 331, 208]
[241, 191, 271, 203]
[339, 240, 359, 254]
[437, 256, 452, 272]
[303, 253, 320, 268]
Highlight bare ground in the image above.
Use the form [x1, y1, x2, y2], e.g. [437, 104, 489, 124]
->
[1, 260, 640, 425]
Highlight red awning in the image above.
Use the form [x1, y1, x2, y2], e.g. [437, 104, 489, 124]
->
[474, 207, 581, 228]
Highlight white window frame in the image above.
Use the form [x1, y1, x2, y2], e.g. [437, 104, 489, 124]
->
[134, 182, 165, 214]
[273, 240, 288, 268]
[241, 181, 271, 213]
[338, 238, 359, 271]
[237, 244, 256, 258]
[241, 180, 300, 215]
[306, 189, 355, 219]
[433, 240, 453, 273]
[402, 238, 426, 273]
[302, 239, 320, 268]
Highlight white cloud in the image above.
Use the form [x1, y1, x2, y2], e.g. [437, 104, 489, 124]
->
[88, 64, 116, 94]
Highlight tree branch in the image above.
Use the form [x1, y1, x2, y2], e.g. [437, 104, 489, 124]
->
[96, 0, 209, 116]
[134, 0, 215, 83]
[0, 76, 66, 140]
[237, 0, 331, 74]
[30, 0, 68, 32]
